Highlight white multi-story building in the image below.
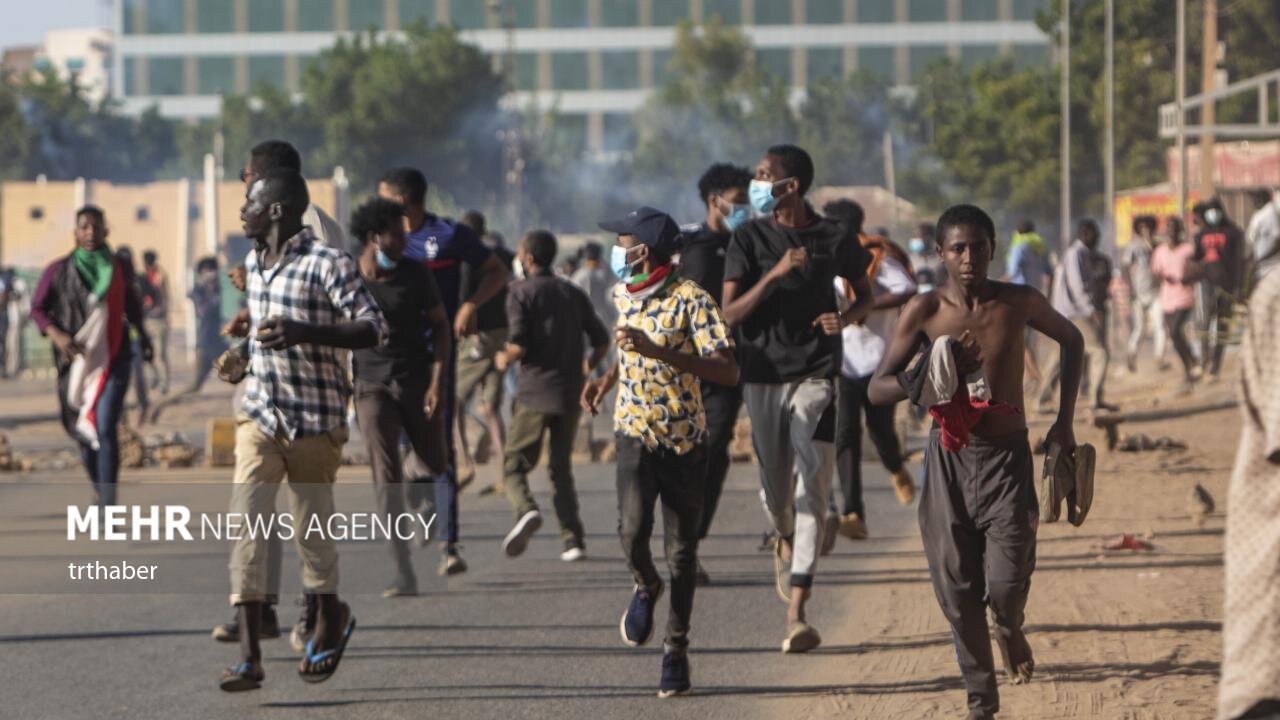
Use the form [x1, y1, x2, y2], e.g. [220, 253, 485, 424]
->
[19, 28, 115, 103]
[113, 0, 1051, 151]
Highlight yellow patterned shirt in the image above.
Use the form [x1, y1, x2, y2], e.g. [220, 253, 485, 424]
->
[612, 277, 734, 454]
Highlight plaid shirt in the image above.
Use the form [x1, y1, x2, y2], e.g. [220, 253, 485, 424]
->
[242, 229, 385, 439]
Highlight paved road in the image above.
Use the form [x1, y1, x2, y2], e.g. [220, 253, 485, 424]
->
[0, 454, 924, 720]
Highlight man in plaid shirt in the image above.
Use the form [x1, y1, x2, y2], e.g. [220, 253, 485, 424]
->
[219, 170, 385, 692]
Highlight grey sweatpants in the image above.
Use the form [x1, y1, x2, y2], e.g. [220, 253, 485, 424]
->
[920, 428, 1038, 715]
[743, 378, 835, 588]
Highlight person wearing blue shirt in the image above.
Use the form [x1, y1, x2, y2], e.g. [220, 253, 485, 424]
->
[378, 167, 508, 576]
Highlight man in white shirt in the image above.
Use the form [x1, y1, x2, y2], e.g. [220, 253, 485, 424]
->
[1247, 187, 1280, 285]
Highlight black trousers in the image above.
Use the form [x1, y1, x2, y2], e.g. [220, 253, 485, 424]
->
[1164, 308, 1197, 380]
[698, 381, 742, 539]
[919, 429, 1037, 715]
[616, 437, 705, 653]
[836, 373, 904, 517]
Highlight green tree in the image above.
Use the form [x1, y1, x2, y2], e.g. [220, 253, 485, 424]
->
[0, 78, 32, 180]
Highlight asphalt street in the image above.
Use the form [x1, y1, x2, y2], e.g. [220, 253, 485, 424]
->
[0, 456, 924, 720]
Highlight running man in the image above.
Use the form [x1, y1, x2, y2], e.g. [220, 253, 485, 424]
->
[217, 171, 383, 692]
[350, 197, 452, 597]
[678, 161, 752, 584]
[869, 204, 1084, 719]
[720, 144, 874, 653]
[582, 206, 739, 698]
[378, 167, 509, 576]
[496, 230, 610, 561]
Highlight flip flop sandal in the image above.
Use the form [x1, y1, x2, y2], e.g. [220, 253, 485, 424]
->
[219, 661, 264, 692]
[1067, 443, 1095, 527]
[1039, 441, 1070, 523]
[298, 603, 356, 684]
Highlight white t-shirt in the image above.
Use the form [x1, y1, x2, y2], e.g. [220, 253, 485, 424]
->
[304, 204, 347, 248]
[835, 256, 916, 379]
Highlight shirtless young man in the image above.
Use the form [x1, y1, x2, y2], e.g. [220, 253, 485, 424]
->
[869, 204, 1085, 719]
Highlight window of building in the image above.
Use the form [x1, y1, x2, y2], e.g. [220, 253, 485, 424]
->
[510, 0, 538, 28]
[754, 0, 792, 24]
[148, 56, 184, 95]
[148, 0, 185, 33]
[399, 0, 436, 27]
[857, 46, 895, 79]
[298, 0, 335, 31]
[652, 49, 673, 85]
[248, 55, 287, 90]
[136, 206, 151, 222]
[908, 0, 947, 21]
[249, 0, 285, 31]
[197, 56, 235, 94]
[29, 206, 44, 220]
[600, 2, 637, 26]
[960, 44, 1000, 68]
[960, 0, 998, 21]
[1012, 0, 1046, 20]
[807, 1, 842, 24]
[651, 0, 691, 25]
[122, 0, 141, 34]
[551, 52, 589, 90]
[124, 57, 139, 95]
[508, 52, 538, 90]
[909, 44, 947, 78]
[603, 113, 635, 152]
[347, 0, 385, 31]
[757, 48, 791, 83]
[806, 47, 842, 85]
[857, 1, 896, 22]
[196, 0, 233, 32]
[550, 0, 588, 27]
[601, 50, 639, 89]
[65, 58, 86, 72]
[448, 0, 487, 28]
[703, 0, 740, 24]
[1013, 43, 1048, 66]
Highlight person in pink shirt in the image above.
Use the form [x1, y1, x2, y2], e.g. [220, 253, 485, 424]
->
[1150, 216, 1202, 385]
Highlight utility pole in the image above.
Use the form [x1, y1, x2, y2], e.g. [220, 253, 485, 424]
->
[1104, 0, 1114, 245]
[1059, 0, 1071, 249]
[1175, 0, 1187, 217]
[883, 131, 899, 236]
[1199, 0, 1218, 196]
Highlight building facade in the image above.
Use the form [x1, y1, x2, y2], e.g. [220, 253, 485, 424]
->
[115, 0, 1051, 151]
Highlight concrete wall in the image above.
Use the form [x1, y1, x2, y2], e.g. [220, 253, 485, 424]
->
[1, 176, 341, 333]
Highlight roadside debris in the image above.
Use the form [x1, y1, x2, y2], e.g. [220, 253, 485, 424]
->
[1101, 533, 1155, 552]
[1116, 434, 1188, 452]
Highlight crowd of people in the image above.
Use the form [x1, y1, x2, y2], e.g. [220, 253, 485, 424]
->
[24, 135, 1280, 719]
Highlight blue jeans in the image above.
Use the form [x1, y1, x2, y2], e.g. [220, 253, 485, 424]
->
[79, 355, 131, 505]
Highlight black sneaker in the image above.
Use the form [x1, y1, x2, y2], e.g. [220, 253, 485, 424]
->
[657, 651, 691, 698]
[620, 580, 664, 647]
[211, 605, 279, 642]
[289, 594, 316, 653]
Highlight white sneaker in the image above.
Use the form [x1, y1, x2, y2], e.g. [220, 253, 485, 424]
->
[503, 510, 543, 557]
[560, 546, 586, 562]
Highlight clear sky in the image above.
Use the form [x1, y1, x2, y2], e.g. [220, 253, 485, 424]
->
[0, 1, 112, 52]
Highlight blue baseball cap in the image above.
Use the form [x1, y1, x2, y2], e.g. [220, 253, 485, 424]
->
[598, 206, 683, 256]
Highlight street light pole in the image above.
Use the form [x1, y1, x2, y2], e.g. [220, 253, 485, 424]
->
[1060, 0, 1071, 249]
[1176, 0, 1187, 217]
[1104, 0, 1114, 245]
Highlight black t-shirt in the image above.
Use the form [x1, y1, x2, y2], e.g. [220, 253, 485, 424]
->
[1194, 224, 1245, 294]
[354, 260, 442, 383]
[505, 272, 610, 414]
[679, 222, 730, 306]
[723, 212, 870, 383]
[462, 244, 514, 332]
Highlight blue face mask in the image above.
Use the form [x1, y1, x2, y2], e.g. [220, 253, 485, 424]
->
[610, 245, 635, 281]
[723, 202, 751, 231]
[908, 238, 926, 254]
[375, 248, 398, 271]
[749, 179, 779, 214]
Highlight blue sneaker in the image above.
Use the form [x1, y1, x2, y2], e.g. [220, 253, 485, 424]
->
[619, 580, 663, 647]
[657, 651, 691, 698]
